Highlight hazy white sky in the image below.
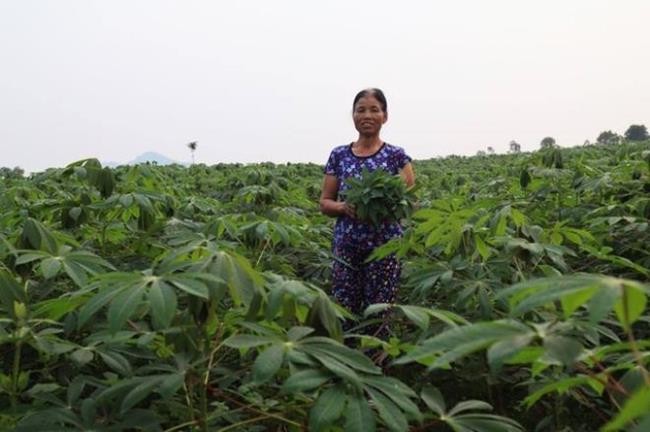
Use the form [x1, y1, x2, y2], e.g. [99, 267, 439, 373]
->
[1, 0, 649, 173]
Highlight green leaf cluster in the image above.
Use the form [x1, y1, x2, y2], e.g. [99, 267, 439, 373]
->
[342, 167, 416, 225]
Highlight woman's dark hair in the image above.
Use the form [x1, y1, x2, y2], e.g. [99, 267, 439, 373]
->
[352, 88, 387, 113]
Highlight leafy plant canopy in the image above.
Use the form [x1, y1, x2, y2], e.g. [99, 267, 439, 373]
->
[342, 167, 418, 226]
[0, 140, 649, 431]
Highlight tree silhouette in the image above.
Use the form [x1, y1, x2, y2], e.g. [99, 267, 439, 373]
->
[509, 140, 521, 153]
[187, 141, 198, 164]
[0, 166, 24, 180]
[624, 124, 649, 142]
[540, 137, 556, 149]
[596, 130, 620, 145]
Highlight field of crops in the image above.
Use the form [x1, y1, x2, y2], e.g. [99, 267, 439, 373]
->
[1, 141, 649, 431]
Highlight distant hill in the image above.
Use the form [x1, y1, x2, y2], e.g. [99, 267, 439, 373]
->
[129, 152, 179, 165]
[104, 152, 180, 167]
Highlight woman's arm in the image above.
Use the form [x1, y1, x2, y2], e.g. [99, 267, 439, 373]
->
[319, 174, 355, 218]
[400, 162, 415, 187]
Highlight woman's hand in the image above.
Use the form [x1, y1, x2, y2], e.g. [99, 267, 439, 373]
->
[338, 201, 356, 218]
[321, 174, 357, 218]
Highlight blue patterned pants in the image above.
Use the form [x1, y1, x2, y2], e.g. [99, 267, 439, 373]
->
[331, 243, 401, 316]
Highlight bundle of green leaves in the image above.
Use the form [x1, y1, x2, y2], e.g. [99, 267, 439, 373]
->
[342, 167, 416, 225]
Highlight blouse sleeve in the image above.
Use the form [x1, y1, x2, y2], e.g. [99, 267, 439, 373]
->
[324, 149, 338, 176]
[394, 146, 412, 170]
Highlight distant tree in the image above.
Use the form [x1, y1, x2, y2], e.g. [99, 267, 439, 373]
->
[487, 146, 495, 155]
[187, 141, 198, 164]
[596, 130, 620, 145]
[583, 140, 591, 146]
[476, 150, 487, 157]
[0, 166, 24, 180]
[540, 137, 556, 149]
[509, 140, 521, 153]
[624, 124, 649, 141]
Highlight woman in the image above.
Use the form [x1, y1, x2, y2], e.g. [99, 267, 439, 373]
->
[320, 88, 415, 319]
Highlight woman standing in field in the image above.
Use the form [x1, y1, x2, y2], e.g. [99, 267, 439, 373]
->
[320, 88, 415, 324]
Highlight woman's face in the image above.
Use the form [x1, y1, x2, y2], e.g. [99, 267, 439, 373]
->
[353, 95, 387, 137]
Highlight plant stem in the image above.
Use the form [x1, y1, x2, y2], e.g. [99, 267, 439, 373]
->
[485, 372, 495, 407]
[11, 339, 23, 409]
[554, 394, 561, 430]
[164, 420, 199, 432]
[576, 362, 628, 400]
[99, 213, 116, 252]
[573, 388, 610, 424]
[214, 388, 302, 427]
[199, 382, 208, 432]
[217, 415, 269, 432]
[204, 325, 226, 386]
[183, 380, 196, 424]
[255, 239, 270, 268]
[410, 418, 443, 432]
[513, 257, 526, 282]
[622, 285, 650, 386]
[197, 331, 211, 432]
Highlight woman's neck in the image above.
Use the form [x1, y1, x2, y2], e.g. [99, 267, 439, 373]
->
[354, 135, 383, 150]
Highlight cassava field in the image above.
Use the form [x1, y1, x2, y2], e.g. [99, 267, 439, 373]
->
[1, 141, 650, 431]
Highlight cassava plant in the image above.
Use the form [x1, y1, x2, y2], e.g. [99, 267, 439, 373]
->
[1, 141, 649, 431]
[342, 167, 417, 225]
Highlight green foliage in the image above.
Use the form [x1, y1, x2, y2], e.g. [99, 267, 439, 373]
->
[422, 386, 524, 431]
[342, 167, 416, 225]
[541, 147, 564, 168]
[603, 386, 650, 431]
[519, 166, 531, 189]
[1, 142, 649, 431]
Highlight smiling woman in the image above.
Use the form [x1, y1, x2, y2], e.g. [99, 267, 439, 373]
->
[319, 88, 415, 330]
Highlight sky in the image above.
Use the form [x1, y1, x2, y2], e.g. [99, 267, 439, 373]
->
[1, 0, 649, 173]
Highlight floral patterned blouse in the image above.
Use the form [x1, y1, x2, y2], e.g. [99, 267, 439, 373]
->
[324, 142, 412, 249]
